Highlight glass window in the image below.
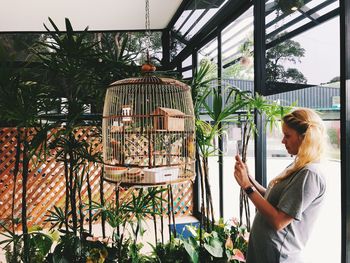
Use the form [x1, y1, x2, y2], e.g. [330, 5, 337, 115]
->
[263, 4, 341, 260]
[170, 0, 229, 59]
[222, 7, 254, 81]
[266, 116, 340, 263]
[265, 1, 339, 87]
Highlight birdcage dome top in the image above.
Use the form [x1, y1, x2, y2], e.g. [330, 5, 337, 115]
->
[109, 76, 190, 91]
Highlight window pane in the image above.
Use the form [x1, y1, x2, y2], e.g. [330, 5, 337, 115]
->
[266, 114, 340, 263]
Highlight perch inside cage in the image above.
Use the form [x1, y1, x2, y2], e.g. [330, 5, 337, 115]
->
[102, 76, 196, 186]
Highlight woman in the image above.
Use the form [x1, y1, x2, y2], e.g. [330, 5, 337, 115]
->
[234, 108, 327, 263]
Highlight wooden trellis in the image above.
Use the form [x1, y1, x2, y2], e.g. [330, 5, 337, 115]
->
[0, 127, 193, 230]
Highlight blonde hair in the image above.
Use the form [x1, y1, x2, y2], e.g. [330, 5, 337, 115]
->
[273, 108, 327, 184]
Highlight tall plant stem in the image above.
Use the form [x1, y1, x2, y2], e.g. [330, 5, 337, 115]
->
[167, 185, 172, 241]
[69, 149, 78, 235]
[133, 188, 143, 244]
[160, 186, 164, 244]
[239, 189, 244, 227]
[239, 119, 252, 229]
[151, 187, 158, 244]
[78, 170, 84, 238]
[87, 168, 93, 235]
[196, 145, 205, 247]
[242, 122, 252, 163]
[116, 186, 120, 238]
[244, 193, 251, 231]
[169, 184, 177, 238]
[118, 221, 127, 260]
[21, 128, 29, 263]
[99, 166, 106, 238]
[204, 162, 210, 230]
[203, 157, 214, 231]
[64, 156, 70, 233]
[11, 128, 21, 260]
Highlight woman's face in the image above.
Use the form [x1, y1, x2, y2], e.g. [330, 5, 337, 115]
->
[281, 123, 304, 155]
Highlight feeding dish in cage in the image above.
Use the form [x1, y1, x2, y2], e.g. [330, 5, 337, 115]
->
[104, 166, 127, 182]
[124, 168, 143, 183]
[143, 167, 179, 183]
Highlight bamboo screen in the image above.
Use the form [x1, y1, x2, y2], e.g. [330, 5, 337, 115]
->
[0, 127, 193, 230]
[103, 76, 196, 185]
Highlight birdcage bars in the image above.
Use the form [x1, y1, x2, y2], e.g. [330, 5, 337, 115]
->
[102, 76, 195, 186]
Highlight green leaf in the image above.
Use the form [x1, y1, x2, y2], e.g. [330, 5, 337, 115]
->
[183, 236, 199, 263]
[30, 232, 53, 257]
[204, 238, 223, 258]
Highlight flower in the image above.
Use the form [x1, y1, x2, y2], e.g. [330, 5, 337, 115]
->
[225, 236, 234, 250]
[230, 217, 240, 227]
[231, 248, 246, 262]
[242, 232, 250, 243]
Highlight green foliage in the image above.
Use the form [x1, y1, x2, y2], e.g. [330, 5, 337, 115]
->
[327, 127, 339, 147]
[0, 33, 43, 61]
[45, 206, 69, 231]
[0, 45, 53, 128]
[0, 223, 54, 263]
[329, 76, 340, 83]
[147, 240, 191, 263]
[92, 187, 166, 241]
[266, 39, 307, 83]
[222, 63, 254, 81]
[191, 59, 216, 118]
[0, 41, 58, 263]
[224, 36, 306, 84]
[32, 18, 139, 114]
[192, 60, 291, 231]
[182, 219, 248, 263]
[88, 187, 168, 261]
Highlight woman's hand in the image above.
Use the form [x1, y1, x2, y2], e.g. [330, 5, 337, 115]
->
[234, 155, 251, 189]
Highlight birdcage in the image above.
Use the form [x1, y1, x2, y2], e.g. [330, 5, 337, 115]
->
[102, 75, 196, 186]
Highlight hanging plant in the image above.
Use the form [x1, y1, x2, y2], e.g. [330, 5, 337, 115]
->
[239, 38, 253, 68]
[275, 0, 304, 15]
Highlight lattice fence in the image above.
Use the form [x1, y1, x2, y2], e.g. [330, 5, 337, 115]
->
[0, 127, 193, 230]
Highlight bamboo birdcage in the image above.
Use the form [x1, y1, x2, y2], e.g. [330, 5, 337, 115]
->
[102, 76, 196, 186]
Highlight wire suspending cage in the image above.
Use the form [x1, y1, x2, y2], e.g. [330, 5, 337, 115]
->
[102, 76, 196, 186]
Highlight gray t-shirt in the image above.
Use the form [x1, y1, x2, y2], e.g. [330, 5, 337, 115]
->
[246, 163, 326, 263]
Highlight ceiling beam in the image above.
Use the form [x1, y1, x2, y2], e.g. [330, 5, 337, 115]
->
[266, 0, 337, 40]
[167, 0, 252, 69]
[265, 0, 313, 29]
[165, 0, 193, 31]
[267, 8, 339, 49]
[181, 0, 224, 39]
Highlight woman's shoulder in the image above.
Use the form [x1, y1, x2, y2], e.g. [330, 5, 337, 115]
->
[302, 162, 322, 173]
[298, 162, 326, 186]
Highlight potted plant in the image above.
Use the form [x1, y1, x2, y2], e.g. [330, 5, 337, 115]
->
[181, 218, 248, 263]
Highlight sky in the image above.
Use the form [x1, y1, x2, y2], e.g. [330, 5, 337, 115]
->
[290, 17, 340, 85]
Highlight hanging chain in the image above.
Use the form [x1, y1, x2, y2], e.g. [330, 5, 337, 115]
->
[145, 0, 151, 61]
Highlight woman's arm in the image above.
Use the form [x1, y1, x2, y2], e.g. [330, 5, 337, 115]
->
[234, 155, 293, 231]
[246, 170, 266, 196]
